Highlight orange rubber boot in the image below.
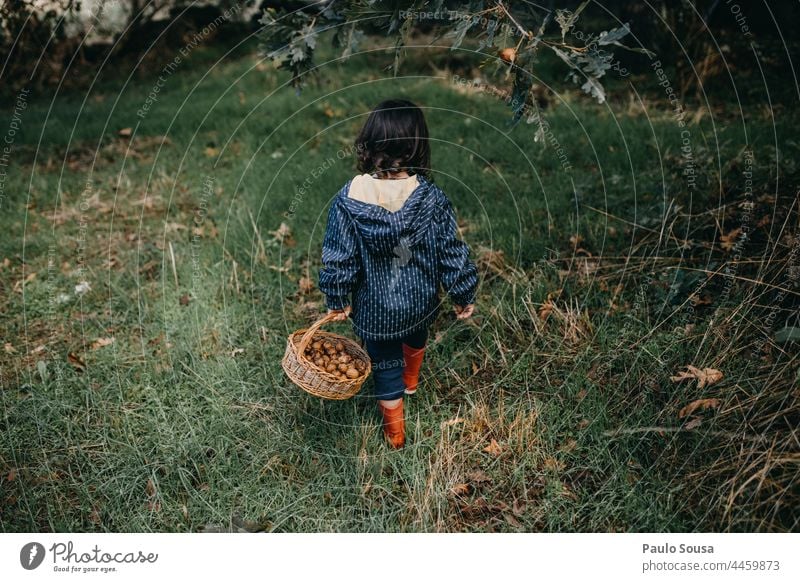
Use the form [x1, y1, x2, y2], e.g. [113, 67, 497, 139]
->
[402, 344, 425, 395]
[378, 400, 405, 449]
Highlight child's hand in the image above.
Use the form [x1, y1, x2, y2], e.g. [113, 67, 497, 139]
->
[327, 306, 352, 321]
[454, 304, 474, 320]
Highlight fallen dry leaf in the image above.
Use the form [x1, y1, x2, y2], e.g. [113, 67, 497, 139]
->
[118, 127, 132, 137]
[544, 457, 565, 472]
[164, 222, 187, 233]
[204, 146, 219, 158]
[467, 469, 491, 484]
[179, 294, 191, 306]
[475, 246, 510, 279]
[538, 289, 562, 321]
[4, 342, 16, 354]
[298, 277, 314, 294]
[719, 227, 742, 251]
[560, 438, 578, 453]
[12, 271, 37, 293]
[90, 337, 115, 350]
[538, 299, 554, 321]
[561, 483, 578, 500]
[684, 417, 703, 430]
[270, 222, 291, 240]
[689, 293, 713, 306]
[230, 348, 245, 357]
[450, 483, 471, 496]
[483, 438, 502, 457]
[67, 352, 86, 372]
[89, 507, 102, 525]
[269, 259, 293, 275]
[145, 478, 161, 512]
[678, 398, 721, 418]
[569, 234, 584, 248]
[670, 365, 723, 389]
[192, 222, 219, 239]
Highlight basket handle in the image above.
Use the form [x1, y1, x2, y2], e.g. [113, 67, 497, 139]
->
[296, 312, 341, 355]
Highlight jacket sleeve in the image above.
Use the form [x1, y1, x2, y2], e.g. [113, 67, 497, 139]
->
[319, 199, 360, 310]
[436, 198, 478, 306]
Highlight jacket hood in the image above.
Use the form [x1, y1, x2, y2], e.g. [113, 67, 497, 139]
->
[337, 176, 438, 258]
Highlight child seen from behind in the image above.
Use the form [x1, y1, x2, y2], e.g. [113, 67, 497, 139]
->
[319, 99, 478, 448]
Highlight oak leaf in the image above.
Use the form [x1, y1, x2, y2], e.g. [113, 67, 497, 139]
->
[91, 337, 114, 350]
[483, 438, 502, 457]
[67, 352, 86, 372]
[678, 398, 721, 418]
[670, 365, 723, 389]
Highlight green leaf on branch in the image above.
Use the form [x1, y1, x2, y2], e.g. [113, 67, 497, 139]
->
[450, 13, 477, 50]
[259, 7, 320, 89]
[597, 23, 631, 46]
[333, 23, 364, 59]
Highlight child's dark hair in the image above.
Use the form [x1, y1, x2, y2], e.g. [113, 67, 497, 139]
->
[355, 99, 431, 178]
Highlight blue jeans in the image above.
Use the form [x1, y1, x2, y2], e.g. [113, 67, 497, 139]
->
[363, 328, 428, 401]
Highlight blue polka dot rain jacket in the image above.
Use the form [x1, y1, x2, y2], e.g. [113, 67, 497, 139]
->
[319, 176, 478, 341]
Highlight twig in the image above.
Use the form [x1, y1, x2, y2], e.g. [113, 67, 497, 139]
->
[232, 260, 240, 294]
[604, 426, 771, 443]
[672, 266, 800, 299]
[497, 1, 532, 39]
[248, 209, 267, 265]
[230, 401, 274, 413]
[540, 39, 588, 53]
[168, 241, 179, 288]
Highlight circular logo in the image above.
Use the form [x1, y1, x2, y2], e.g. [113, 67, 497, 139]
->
[20, 542, 46, 570]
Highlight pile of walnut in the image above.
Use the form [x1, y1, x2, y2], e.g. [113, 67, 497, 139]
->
[303, 338, 367, 380]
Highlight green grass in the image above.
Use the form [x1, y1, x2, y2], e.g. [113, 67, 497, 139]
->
[1, 33, 798, 532]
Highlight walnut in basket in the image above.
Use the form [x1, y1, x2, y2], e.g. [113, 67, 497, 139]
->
[303, 334, 366, 378]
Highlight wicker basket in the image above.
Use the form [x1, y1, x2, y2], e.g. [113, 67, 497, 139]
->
[282, 312, 371, 400]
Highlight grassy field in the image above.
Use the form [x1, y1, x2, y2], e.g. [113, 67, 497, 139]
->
[1, 32, 798, 532]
